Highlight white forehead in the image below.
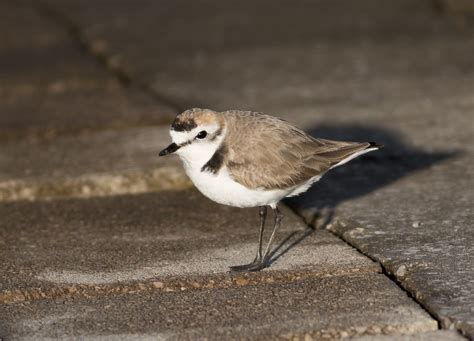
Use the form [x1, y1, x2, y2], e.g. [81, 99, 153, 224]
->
[170, 129, 193, 145]
[169, 123, 220, 144]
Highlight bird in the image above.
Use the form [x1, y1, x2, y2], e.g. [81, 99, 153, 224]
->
[159, 108, 382, 272]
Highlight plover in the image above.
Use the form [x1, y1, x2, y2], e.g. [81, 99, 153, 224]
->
[159, 108, 382, 272]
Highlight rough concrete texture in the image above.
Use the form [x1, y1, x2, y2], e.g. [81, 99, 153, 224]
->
[0, 126, 188, 201]
[353, 330, 467, 341]
[0, 1, 176, 141]
[43, 0, 474, 140]
[1, 189, 436, 339]
[40, 0, 474, 337]
[316, 158, 474, 338]
[2, 0, 473, 339]
[0, 273, 437, 340]
[0, 190, 379, 294]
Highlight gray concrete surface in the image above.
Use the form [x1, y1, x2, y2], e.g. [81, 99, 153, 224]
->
[353, 330, 467, 341]
[43, 0, 474, 138]
[38, 0, 474, 337]
[0, 1, 176, 142]
[0, 190, 378, 293]
[0, 126, 188, 201]
[0, 0, 182, 201]
[0, 190, 440, 339]
[321, 159, 474, 337]
[1, 0, 473, 339]
[1, 273, 436, 340]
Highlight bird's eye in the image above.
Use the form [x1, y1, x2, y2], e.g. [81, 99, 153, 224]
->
[196, 130, 207, 139]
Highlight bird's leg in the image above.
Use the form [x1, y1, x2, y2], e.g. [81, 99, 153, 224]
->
[229, 206, 267, 272]
[245, 205, 283, 271]
[230, 205, 283, 272]
[261, 205, 283, 264]
[255, 205, 267, 262]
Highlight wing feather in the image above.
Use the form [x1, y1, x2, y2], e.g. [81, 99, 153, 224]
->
[223, 111, 370, 190]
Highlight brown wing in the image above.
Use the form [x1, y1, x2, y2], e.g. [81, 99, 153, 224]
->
[223, 111, 371, 190]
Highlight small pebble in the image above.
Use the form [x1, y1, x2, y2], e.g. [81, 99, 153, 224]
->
[152, 281, 164, 289]
[396, 265, 407, 277]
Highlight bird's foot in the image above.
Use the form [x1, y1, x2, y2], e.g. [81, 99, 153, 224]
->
[229, 259, 267, 272]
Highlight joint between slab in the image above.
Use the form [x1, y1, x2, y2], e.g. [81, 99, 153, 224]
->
[0, 166, 192, 203]
[32, 0, 185, 113]
[326, 218, 451, 333]
[0, 266, 382, 305]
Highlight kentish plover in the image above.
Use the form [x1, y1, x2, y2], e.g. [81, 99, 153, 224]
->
[159, 108, 382, 272]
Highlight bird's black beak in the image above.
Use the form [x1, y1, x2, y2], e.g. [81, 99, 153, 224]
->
[159, 143, 180, 156]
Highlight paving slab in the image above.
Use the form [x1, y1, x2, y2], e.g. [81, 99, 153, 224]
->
[4, 0, 472, 338]
[41, 8, 474, 339]
[0, 126, 188, 201]
[0, 2, 64, 50]
[0, 190, 381, 295]
[41, 0, 473, 167]
[43, 0, 474, 134]
[0, 1, 176, 141]
[311, 157, 474, 339]
[0, 273, 437, 340]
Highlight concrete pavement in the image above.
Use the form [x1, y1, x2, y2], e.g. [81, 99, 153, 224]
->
[1, 191, 437, 339]
[1, 0, 472, 339]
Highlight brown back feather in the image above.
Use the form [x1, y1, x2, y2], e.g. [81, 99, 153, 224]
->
[222, 111, 371, 190]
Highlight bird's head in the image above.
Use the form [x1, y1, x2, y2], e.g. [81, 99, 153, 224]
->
[159, 108, 226, 164]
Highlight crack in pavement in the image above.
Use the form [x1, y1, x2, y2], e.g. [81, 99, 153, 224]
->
[315, 216, 451, 335]
[33, 0, 185, 113]
[0, 267, 381, 305]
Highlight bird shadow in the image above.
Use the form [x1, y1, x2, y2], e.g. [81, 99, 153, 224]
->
[265, 209, 335, 266]
[265, 123, 458, 264]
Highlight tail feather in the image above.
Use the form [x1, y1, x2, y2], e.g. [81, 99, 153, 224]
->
[369, 141, 384, 149]
[327, 141, 382, 169]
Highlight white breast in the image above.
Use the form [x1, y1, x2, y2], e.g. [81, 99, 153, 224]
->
[183, 163, 291, 208]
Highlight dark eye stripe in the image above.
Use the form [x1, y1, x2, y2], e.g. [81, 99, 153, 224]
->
[172, 119, 197, 132]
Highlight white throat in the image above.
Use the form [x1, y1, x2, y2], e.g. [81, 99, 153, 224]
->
[171, 126, 226, 171]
